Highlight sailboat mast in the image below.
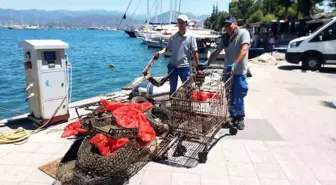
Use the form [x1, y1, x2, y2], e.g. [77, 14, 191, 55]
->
[174, 0, 177, 19]
[155, 0, 158, 23]
[160, 0, 163, 24]
[117, 0, 133, 30]
[178, 0, 182, 16]
[169, 0, 173, 24]
[147, 0, 150, 25]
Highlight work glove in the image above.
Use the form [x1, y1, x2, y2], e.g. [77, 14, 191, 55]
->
[153, 52, 160, 60]
[197, 60, 208, 71]
[226, 62, 238, 72]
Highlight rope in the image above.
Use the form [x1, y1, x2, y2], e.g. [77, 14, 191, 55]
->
[0, 106, 23, 114]
[0, 128, 31, 144]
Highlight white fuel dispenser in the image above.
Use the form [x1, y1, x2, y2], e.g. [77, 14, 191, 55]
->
[19, 40, 72, 126]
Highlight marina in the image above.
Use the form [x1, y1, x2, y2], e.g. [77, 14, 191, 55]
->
[1, 0, 336, 184]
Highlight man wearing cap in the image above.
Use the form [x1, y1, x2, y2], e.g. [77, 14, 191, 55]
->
[208, 16, 250, 130]
[149, 14, 199, 95]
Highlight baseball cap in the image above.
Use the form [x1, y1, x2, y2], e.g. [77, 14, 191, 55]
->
[177, 15, 189, 23]
[224, 16, 237, 24]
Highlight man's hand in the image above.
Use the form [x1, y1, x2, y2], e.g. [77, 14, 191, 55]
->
[226, 62, 238, 72]
[153, 52, 160, 60]
[192, 60, 198, 67]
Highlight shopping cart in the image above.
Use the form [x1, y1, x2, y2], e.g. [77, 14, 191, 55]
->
[154, 66, 236, 164]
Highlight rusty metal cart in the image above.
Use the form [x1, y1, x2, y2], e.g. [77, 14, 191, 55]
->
[154, 68, 236, 165]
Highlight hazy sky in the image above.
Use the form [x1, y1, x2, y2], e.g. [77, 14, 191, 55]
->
[0, 0, 230, 15]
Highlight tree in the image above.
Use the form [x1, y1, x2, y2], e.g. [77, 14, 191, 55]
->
[263, 13, 277, 22]
[277, 0, 295, 21]
[229, 0, 254, 24]
[248, 10, 264, 23]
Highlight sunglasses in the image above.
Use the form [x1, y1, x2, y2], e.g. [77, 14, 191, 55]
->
[224, 23, 232, 28]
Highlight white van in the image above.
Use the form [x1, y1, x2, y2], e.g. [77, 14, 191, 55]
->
[286, 16, 336, 70]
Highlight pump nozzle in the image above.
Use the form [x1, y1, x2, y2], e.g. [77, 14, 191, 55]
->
[25, 93, 35, 102]
[24, 83, 34, 92]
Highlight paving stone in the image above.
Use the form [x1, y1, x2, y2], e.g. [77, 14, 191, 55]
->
[270, 148, 302, 164]
[223, 148, 251, 162]
[0, 152, 29, 165]
[37, 143, 68, 155]
[173, 165, 202, 174]
[310, 165, 336, 181]
[289, 179, 322, 185]
[171, 172, 201, 185]
[145, 162, 175, 172]
[24, 169, 54, 184]
[200, 161, 228, 175]
[4, 166, 35, 183]
[321, 150, 336, 168]
[141, 170, 172, 185]
[20, 153, 57, 167]
[259, 178, 291, 185]
[243, 140, 268, 151]
[1, 182, 20, 185]
[226, 162, 258, 178]
[221, 139, 245, 150]
[230, 119, 283, 141]
[12, 142, 43, 153]
[0, 165, 15, 176]
[253, 162, 287, 179]
[286, 87, 329, 96]
[319, 180, 336, 185]
[279, 161, 316, 180]
[201, 173, 230, 185]
[0, 144, 16, 157]
[127, 170, 144, 185]
[247, 150, 277, 163]
[229, 176, 261, 185]
[294, 149, 331, 168]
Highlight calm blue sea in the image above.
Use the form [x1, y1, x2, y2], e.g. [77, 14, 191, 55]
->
[0, 29, 169, 120]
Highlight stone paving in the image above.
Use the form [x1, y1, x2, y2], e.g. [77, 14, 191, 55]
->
[0, 62, 336, 185]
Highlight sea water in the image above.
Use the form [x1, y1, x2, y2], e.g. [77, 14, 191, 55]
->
[0, 29, 169, 120]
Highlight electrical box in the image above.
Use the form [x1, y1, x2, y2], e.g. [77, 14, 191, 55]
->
[19, 40, 70, 126]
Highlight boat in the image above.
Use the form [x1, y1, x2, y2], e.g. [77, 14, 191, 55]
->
[8, 24, 24, 30]
[125, 29, 137, 38]
[88, 26, 100, 30]
[24, 25, 42, 30]
[144, 39, 167, 48]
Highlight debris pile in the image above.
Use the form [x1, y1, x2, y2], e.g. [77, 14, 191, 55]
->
[249, 52, 285, 65]
[56, 100, 169, 185]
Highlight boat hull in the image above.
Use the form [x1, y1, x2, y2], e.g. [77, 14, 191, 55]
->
[125, 30, 137, 38]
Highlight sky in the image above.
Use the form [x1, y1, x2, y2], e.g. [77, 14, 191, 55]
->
[0, 0, 230, 16]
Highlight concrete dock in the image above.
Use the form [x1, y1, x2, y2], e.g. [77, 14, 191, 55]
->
[0, 60, 336, 185]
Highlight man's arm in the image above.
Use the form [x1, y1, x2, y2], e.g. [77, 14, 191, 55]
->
[193, 51, 199, 66]
[208, 49, 222, 65]
[208, 35, 227, 65]
[234, 30, 251, 63]
[191, 36, 199, 66]
[234, 43, 249, 63]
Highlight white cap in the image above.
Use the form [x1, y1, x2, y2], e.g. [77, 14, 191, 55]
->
[177, 15, 189, 23]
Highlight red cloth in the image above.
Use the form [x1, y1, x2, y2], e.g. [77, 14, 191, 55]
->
[89, 134, 129, 157]
[192, 91, 221, 102]
[100, 99, 156, 146]
[61, 120, 88, 138]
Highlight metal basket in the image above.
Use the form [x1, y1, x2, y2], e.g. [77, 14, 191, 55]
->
[76, 137, 140, 178]
[153, 70, 234, 164]
[81, 110, 139, 139]
[169, 71, 233, 137]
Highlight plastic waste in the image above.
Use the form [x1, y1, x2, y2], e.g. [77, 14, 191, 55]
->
[100, 99, 156, 146]
[61, 120, 88, 138]
[89, 134, 129, 157]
